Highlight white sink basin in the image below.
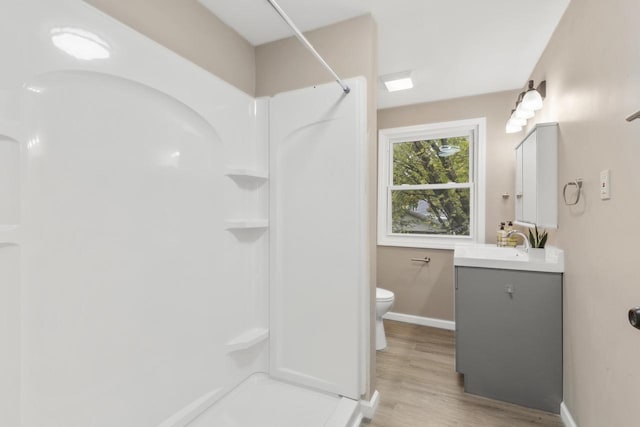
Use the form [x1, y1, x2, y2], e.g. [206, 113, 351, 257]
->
[454, 244, 564, 273]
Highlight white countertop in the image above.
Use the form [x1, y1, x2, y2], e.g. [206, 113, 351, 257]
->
[453, 244, 564, 273]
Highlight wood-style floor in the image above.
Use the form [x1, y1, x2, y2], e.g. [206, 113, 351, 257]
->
[362, 320, 563, 427]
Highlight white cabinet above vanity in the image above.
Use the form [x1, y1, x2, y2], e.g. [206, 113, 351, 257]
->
[515, 122, 558, 228]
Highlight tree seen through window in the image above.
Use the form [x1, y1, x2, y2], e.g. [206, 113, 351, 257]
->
[391, 137, 471, 235]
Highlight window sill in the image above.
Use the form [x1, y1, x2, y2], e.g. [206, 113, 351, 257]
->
[377, 235, 476, 250]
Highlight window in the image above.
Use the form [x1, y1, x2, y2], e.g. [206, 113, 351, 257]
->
[378, 118, 486, 249]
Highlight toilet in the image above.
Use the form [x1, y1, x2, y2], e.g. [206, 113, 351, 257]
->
[375, 288, 395, 350]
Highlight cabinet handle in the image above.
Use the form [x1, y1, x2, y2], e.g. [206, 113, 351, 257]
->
[516, 193, 523, 199]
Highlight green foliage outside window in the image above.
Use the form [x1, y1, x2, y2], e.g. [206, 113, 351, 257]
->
[392, 137, 471, 235]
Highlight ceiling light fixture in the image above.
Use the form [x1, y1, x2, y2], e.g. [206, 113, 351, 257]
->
[504, 80, 546, 134]
[381, 71, 414, 92]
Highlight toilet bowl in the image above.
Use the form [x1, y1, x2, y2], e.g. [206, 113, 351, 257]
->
[376, 288, 395, 350]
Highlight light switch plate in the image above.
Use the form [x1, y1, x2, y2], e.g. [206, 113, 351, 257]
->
[600, 169, 611, 200]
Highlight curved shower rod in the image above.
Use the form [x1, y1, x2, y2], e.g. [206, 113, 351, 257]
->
[266, 0, 351, 94]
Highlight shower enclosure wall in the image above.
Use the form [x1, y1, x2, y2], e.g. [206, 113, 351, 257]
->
[0, 1, 370, 426]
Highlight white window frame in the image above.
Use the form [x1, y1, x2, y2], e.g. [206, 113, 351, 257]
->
[377, 118, 486, 249]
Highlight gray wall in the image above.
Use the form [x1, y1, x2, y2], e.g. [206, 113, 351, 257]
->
[377, 90, 521, 321]
[525, 0, 640, 424]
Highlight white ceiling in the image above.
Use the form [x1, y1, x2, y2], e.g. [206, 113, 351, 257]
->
[198, 0, 570, 109]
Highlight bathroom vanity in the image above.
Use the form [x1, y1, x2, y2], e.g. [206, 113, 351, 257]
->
[453, 245, 564, 414]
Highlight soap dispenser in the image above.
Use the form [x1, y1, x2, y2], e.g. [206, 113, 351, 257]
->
[497, 223, 506, 247]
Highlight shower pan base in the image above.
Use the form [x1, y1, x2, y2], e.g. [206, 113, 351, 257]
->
[188, 373, 362, 427]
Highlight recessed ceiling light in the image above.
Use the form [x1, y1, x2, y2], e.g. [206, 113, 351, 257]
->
[381, 71, 414, 92]
[384, 78, 414, 92]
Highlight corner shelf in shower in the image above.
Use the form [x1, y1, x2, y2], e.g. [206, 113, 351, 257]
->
[225, 219, 269, 230]
[225, 327, 269, 353]
[225, 168, 269, 181]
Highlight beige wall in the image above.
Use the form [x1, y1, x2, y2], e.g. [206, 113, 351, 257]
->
[377, 90, 521, 320]
[256, 15, 378, 398]
[524, 0, 640, 424]
[256, 15, 377, 100]
[83, 0, 256, 95]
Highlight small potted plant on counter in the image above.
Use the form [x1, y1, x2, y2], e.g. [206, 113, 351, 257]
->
[528, 225, 548, 260]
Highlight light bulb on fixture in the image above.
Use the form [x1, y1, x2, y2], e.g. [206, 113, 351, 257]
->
[506, 121, 523, 134]
[521, 80, 544, 111]
[506, 109, 525, 133]
[515, 102, 535, 119]
[508, 110, 526, 127]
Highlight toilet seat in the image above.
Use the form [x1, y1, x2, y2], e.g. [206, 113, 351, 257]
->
[376, 288, 394, 302]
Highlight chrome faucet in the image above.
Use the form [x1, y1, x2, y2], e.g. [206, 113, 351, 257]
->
[506, 230, 531, 251]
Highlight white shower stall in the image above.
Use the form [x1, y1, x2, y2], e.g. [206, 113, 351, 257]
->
[0, 0, 370, 426]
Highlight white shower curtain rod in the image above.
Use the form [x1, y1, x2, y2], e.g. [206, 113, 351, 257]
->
[266, 0, 351, 94]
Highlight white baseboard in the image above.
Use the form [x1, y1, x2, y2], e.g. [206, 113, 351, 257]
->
[359, 390, 379, 420]
[384, 312, 455, 331]
[561, 402, 578, 427]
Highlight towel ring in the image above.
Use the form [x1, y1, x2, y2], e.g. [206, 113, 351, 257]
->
[563, 179, 583, 205]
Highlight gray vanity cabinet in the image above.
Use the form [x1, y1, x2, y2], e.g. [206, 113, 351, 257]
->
[455, 266, 562, 413]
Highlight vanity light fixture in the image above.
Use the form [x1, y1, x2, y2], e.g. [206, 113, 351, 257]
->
[505, 80, 546, 134]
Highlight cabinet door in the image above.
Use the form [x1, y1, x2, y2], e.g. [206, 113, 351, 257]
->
[515, 144, 523, 222]
[521, 131, 537, 224]
[455, 267, 562, 413]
